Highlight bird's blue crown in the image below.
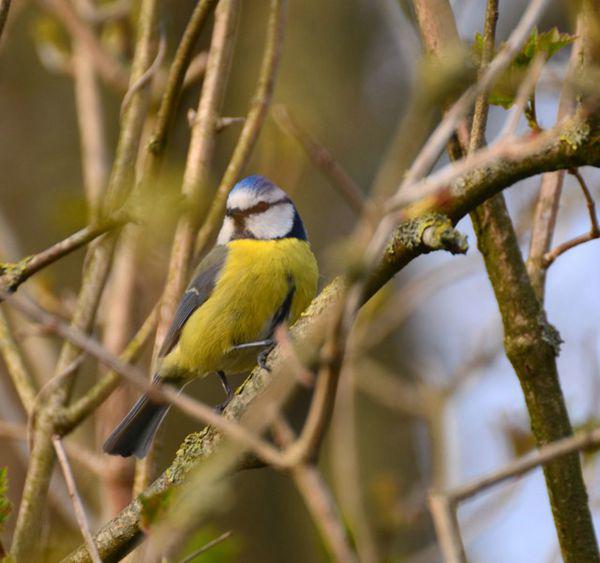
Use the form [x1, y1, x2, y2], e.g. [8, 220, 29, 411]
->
[224, 175, 307, 241]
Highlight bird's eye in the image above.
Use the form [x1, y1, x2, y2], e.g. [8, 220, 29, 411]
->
[253, 201, 270, 213]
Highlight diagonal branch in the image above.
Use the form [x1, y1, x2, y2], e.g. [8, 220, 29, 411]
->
[273, 105, 366, 215]
[52, 436, 102, 563]
[0, 215, 126, 297]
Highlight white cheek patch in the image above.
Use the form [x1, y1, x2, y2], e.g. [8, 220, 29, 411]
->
[217, 216, 235, 244]
[245, 204, 294, 240]
[227, 185, 287, 210]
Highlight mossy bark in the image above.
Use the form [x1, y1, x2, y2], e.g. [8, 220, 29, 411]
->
[471, 194, 599, 562]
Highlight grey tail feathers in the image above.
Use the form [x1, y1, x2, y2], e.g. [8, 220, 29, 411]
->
[102, 381, 170, 459]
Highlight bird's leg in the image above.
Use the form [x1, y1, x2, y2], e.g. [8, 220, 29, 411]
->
[214, 371, 233, 413]
[257, 342, 275, 371]
[232, 339, 274, 372]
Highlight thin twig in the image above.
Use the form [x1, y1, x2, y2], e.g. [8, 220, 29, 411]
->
[330, 365, 381, 563]
[177, 531, 233, 563]
[428, 492, 466, 563]
[96, 228, 138, 514]
[0, 216, 126, 297]
[59, 304, 157, 433]
[451, 426, 600, 502]
[120, 30, 166, 119]
[281, 296, 345, 466]
[72, 0, 110, 217]
[194, 0, 288, 257]
[543, 231, 599, 266]
[145, 0, 218, 165]
[543, 169, 599, 266]
[526, 17, 583, 299]
[52, 435, 102, 563]
[570, 168, 599, 235]
[215, 115, 245, 131]
[273, 104, 365, 215]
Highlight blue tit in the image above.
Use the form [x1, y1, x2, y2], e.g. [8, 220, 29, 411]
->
[103, 175, 319, 458]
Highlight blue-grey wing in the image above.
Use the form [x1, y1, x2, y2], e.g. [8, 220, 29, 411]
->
[158, 245, 229, 357]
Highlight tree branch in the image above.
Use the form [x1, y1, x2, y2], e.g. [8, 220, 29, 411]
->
[53, 436, 102, 563]
[526, 12, 583, 299]
[0, 308, 37, 414]
[57, 305, 157, 434]
[273, 105, 366, 215]
[145, 0, 218, 167]
[272, 417, 358, 563]
[0, 0, 11, 43]
[0, 216, 125, 298]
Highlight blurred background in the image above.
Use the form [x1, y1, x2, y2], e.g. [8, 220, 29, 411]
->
[1, 0, 599, 561]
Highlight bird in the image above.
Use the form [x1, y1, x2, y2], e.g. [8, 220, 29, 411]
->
[103, 175, 319, 458]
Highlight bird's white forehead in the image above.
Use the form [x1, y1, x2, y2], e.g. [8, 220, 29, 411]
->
[227, 184, 287, 210]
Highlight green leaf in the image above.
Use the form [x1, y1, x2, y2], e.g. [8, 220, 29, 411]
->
[537, 27, 576, 59]
[472, 26, 576, 110]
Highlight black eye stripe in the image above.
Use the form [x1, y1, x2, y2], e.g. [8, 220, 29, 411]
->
[226, 197, 291, 218]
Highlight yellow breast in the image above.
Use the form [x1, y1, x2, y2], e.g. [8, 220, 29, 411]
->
[169, 238, 318, 375]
